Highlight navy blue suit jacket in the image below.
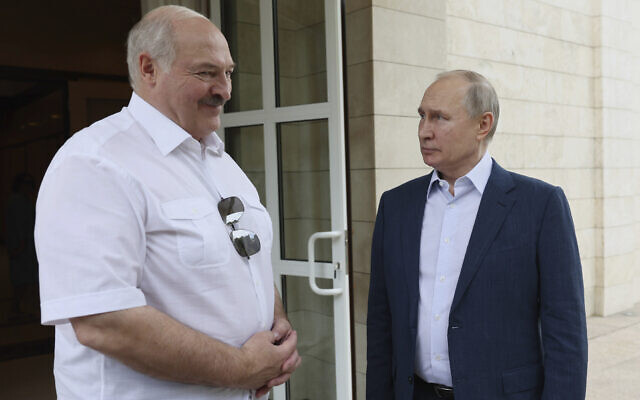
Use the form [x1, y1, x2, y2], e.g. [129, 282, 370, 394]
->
[366, 161, 587, 400]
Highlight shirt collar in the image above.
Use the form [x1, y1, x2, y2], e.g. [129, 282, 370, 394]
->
[127, 92, 224, 156]
[427, 151, 493, 197]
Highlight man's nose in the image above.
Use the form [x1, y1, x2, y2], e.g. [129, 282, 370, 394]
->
[419, 121, 433, 139]
[213, 76, 232, 101]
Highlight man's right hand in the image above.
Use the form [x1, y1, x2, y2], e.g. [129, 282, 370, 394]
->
[238, 329, 299, 390]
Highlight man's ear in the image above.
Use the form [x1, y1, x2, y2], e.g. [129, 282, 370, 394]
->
[477, 112, 494, 141]
[139, 53, 158, 86]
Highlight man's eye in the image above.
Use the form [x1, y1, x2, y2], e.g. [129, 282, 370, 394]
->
[432, 113, 445, 121]
[225, 70, 233, 78]
[419, 114, 425, 120]
[195, 71, 214, 78]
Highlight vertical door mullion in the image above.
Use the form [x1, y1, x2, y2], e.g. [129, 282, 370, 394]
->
[260, 0, 276, 113]
[209, 0, 224, 141]
[325, 1, 352, 400]
[260, 1, 287, 399]
[260, 0, 282, 278]
[325, 0, 347, 236]
[209, 0, 222, 27]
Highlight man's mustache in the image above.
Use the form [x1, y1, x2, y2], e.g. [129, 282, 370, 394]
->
[199, 95, 226, 107]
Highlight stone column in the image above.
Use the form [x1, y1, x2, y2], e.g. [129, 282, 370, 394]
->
[593, 0, 640, 316]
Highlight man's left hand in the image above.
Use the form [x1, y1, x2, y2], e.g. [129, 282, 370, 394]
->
[255, 318, 302, 397]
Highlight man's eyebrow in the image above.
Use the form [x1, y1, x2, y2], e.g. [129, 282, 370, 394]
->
[192, 62, 236, 70]
[418, 107, 437, 114]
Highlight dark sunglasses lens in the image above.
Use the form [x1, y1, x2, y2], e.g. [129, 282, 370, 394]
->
[230, 229, 261, 257]
[218, 196, 244, 224]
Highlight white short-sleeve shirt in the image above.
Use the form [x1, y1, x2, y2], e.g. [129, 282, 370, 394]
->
[35, 92, 274, 400]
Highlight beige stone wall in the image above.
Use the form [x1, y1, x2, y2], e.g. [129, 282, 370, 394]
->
[633, 0, 640, 317]
[445, 0, 600, 315]
[592, 0, 640, 315]
[442, 0, 640, 316]
[347, 0, 640, 397]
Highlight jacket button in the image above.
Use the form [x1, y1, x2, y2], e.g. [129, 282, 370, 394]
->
[408, 376, 414, 384]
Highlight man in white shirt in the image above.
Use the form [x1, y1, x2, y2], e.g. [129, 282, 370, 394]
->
[366, 71, 587, 399]
[35, 5, 300, 399]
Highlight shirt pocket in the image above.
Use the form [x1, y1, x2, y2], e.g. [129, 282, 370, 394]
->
[162, 197, 230, 268]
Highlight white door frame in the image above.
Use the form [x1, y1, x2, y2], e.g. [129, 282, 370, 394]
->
[209, 1, 352, 399]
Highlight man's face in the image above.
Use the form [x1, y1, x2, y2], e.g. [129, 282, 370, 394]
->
[153, 18, 234, 140]
[418, 77, 484, 181]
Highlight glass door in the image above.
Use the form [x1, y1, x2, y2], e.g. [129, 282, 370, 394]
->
[211, 1, 351, 399]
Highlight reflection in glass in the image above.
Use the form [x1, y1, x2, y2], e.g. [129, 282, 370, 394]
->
[221, 0, 262, 112]
[283, 276, 336, 400]
[275, 0, 327, 107]
[224, 125, 266, 205]
[278, 119, 331, 262]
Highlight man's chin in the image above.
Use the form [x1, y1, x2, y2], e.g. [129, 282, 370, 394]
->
[422, 155, 438, 168]
[202, 117, 221, 134]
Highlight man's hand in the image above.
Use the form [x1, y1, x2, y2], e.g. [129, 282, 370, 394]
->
[239, 328, 300, 395]
[272, 315, 293, 344]
[253, 317, 302, 398]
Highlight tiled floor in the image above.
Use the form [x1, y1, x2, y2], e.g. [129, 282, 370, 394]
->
[0, 303, 638, 399]
[586, 302, 640, 400]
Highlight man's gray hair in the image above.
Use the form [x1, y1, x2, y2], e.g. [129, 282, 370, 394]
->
[126, 5, 209, 90]
[436, 70, 500, 139]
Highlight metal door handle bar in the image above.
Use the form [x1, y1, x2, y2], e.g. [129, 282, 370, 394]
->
[308, 230, 344, 296]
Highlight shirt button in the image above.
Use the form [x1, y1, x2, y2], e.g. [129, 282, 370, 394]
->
[440, 275, 445, 282]
[448, 204, 455, 209]
[444, 238, 450, 244]
[435, 354, 442, 361]
[434, 314, 440, 321]
[439, 181, 444, 187]
[408, 376, 414, 384]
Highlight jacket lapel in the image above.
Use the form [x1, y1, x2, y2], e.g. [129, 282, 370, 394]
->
[402, 173, 432, 327]
[450, 161, 516, 312]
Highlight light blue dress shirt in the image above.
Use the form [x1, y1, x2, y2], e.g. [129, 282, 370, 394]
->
[415, 151, 493, 386]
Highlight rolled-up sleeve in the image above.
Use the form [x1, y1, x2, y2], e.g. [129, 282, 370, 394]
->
[36, 154, 147, 325]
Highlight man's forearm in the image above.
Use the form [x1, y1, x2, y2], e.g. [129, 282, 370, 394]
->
[71, 305, 285, 390]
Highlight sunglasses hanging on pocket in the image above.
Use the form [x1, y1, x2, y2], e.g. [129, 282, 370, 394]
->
[218, 196, 261, 258]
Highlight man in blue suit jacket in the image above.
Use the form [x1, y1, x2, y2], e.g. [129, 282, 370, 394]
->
[366, 70, 587, 400]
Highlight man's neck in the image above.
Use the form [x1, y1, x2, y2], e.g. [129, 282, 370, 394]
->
[438, 149, 488, 196]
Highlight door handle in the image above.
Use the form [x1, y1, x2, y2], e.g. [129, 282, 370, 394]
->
[307, 230, 344, 296]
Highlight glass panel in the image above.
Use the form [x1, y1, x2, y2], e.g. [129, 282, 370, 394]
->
[275, 0, 327, 106]
[221, 0, 262, 112]
[224, 125, 266, 205]
[278, 120, 331, 262]
[283, 276, 336, 400]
